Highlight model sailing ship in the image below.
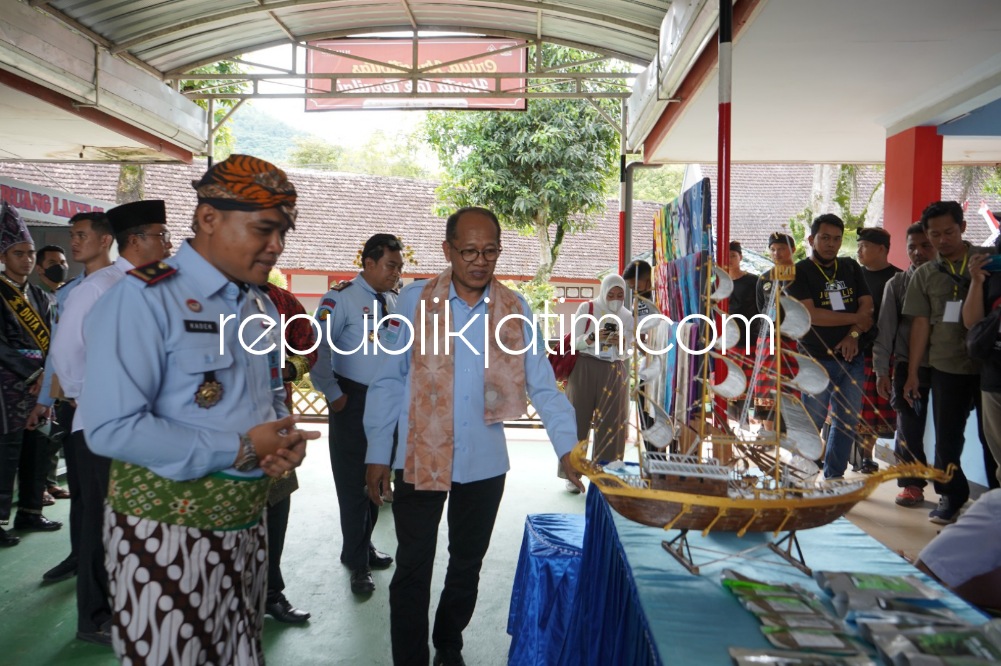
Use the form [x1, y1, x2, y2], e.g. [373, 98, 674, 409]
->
[567, 182, 948, 573]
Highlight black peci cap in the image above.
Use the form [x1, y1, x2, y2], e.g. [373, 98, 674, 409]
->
[106, 200, 167, 235]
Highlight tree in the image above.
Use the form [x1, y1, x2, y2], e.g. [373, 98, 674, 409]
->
[424, 45, 625, 285]
[632, 165, 685, 203]
[339, 130, 436, 179]
[116, 62, 247, 203]
[180, 61, 249, 160]
[287, 136, 344, 169]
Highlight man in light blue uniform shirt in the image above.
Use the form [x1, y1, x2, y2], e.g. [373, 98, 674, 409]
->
[312, 233, 404, 595]
[52, 202, 171, 646]
[364, 207, 582, 666]
[79, 155, 317, 665]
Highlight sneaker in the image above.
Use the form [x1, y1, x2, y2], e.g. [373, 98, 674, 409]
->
[859, 459, 879, 475]
[929, 497, 961, 525]
[895, 486, 924, 507]
[565, 479, 582, 494]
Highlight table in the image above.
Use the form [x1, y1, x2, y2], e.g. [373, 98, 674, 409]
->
[514, 487, 986, 666]
[508, 513, 586, 666]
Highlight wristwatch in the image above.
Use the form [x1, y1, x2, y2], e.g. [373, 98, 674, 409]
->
[235, 433, 259, 472]
[849, 329, 860, 339]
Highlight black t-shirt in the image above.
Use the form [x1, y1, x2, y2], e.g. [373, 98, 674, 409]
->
[859, 264, 902, 351]
[981, 274, 1001, 392]
[786, 257, 871, 357]
[729, 273, 759, 347]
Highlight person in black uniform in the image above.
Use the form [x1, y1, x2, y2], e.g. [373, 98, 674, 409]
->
[0, 201, 60, 546]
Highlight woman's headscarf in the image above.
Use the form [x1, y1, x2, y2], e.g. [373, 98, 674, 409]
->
[594, 273, 628, 316]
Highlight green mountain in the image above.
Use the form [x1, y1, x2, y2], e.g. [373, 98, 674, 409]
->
[230, 105, 312, 164]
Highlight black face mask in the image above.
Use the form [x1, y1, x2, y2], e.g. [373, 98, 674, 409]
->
[43, 264, 68, 284]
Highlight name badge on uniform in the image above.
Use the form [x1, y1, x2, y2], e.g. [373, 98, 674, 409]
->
[267, 348, 283, 389]
[943, 300, 963, 323]
[382, 318, 402, 345]
[828, 290, 845, 311]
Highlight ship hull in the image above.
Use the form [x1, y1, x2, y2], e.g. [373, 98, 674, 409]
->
[597, 485, 865, 533]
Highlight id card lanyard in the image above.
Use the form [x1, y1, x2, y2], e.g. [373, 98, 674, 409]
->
[814, 259, 844, 310]
[942, 251, 968, 323]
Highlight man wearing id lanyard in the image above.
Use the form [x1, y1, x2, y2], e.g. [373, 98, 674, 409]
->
[902, 200, 999, 525]
[787, 213, 874, 480]
[312, 233, 404, 595]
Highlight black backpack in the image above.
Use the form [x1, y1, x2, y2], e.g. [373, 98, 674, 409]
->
[966, 300, 1001, 361]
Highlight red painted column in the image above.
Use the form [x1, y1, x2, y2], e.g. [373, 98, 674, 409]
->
[884, 127, 942, 267]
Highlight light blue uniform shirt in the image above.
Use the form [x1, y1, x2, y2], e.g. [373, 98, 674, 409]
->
[311, 273, 398, 400]
[81, 241, 287, 481]
[36, 273, 81, 408]
[363, 281, 578, 484]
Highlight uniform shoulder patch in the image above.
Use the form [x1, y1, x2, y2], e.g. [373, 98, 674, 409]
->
[128, 261, 177, 286]
[331, 280, 352, 292]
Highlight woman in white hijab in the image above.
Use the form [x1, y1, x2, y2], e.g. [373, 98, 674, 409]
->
[559, 274, 634, 493]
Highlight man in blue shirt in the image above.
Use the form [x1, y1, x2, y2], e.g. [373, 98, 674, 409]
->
[312, 233, 404, 595]
[53, 202, 170, 646]
[364, 207, 582, 666]
[80, 155, 317, 665]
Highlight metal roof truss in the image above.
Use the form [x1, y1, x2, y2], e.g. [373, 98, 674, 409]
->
[172, 39, 637, 102]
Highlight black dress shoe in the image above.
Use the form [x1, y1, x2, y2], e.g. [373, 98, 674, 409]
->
[350, 567, 375, 595]
[0, 527, 19, 547]
[265, 593, 311, 623]
[369, 546, 393, 569]
[433, 647, 467, 666]
[76, 628, 112, 647]
[42, 555, 78, 582]
[13, 513, 62, 532]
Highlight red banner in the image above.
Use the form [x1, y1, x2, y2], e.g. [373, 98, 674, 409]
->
[305, 38, 526, 111]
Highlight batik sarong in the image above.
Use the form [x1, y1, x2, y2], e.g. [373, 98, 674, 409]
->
[103, 505, 268, 666]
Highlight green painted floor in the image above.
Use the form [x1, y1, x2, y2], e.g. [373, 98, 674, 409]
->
[0, 425, 587, 665]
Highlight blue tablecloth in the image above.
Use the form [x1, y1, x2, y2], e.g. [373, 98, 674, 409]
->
[557, 486, 985, 666]
[508, 513, 586, 666]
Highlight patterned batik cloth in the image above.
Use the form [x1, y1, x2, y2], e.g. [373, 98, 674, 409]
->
[858, 352, 896, 438]
[404, 268, 527, 491]
[103, 505, 268, 666]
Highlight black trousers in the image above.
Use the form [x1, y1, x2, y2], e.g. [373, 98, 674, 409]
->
[892, 362, 931, 488]
[329, 377, 380, 571]
[73, 430, 111, 633]
[389, 472, 505, 666]
[266, 495, 290, 601]
[0, 427, 45, 521]
[930, 369, 1000, 504]
[56, 402, 81, 559]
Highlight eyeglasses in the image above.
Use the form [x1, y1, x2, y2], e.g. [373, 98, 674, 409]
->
[137, 231, 171, 244]
[450, 243, 501, 263]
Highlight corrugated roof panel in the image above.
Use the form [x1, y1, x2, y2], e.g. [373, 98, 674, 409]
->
[42, 0, 670, 75]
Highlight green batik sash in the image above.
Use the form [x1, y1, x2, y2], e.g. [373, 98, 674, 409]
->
[107, 460, 271, 531]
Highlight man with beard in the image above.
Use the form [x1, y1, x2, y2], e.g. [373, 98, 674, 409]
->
[787, 214, 874, 480]
[81, 156, 317, 664]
